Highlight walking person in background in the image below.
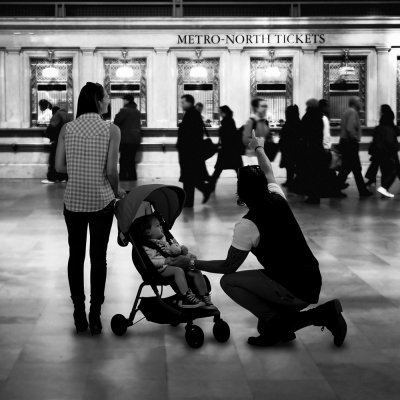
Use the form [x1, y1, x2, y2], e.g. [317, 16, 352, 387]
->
[300, 99, 326, 204]
[243, 98, 275, 159]
[210, 105, 243, 192]
[369, 105, 400, 198]
[114, 94, 142, 181]
[195, 102, 204, 116]
[38, 99, 53, 125]
[55, 82, 125, 335]
[279, 105, 301, 189]
[177, 94, 212, 207]
[337, 97, 373, 197]
[319, 99, 346, 198]
[41, 105, 72, 184]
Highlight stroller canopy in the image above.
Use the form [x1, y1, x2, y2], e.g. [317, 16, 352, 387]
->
[115, 184, 186, 234]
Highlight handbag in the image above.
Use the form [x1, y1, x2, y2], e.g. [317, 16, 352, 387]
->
[202, 126, 218, 160]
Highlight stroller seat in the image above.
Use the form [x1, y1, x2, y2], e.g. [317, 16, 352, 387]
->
[111, 184, 231, 349]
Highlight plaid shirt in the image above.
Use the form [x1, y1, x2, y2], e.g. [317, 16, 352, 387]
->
[64, 113, 115, 212]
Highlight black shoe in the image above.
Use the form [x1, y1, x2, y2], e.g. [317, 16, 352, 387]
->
[89, 309, 102, 336]
[339, 183, 350, 190]
[312, 299, 347, 347]
[73, 308, 88, 333]
[365, 180, 375, 187]
[359, 190, 374, 198]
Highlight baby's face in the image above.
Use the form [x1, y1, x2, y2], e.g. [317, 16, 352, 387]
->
[147, 219, 164, 240]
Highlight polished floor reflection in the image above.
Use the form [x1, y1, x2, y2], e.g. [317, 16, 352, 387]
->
[1, 177, 400, 400]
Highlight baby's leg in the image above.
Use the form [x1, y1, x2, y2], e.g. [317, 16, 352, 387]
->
[160, 266, 188, 295]
[186, 270, 208, 296]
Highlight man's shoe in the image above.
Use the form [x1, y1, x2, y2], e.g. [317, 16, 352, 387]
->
[311, 299, 347, 347]
[202, 186, 212, 204]
[366, 180, 376, 187]
[41, 179, 55, 184]
[339, 183, 350, 190]
[377, 186, 395, 198]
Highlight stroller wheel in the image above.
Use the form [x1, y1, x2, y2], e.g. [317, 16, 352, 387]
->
[111, 314, 129, 336]
[185, 324, 204, 349]
[213, 320, 230, 343]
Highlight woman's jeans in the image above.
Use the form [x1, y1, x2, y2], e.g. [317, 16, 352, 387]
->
[220, 270, 309, 323]
[64, 202, 114, 308]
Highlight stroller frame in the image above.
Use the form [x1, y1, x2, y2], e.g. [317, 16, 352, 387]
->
[111, 185, 230, 348]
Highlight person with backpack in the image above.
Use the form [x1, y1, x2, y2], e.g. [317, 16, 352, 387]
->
[210, 105, 243, 192]
[242, 98, 278, 161]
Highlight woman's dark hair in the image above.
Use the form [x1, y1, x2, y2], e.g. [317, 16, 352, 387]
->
[181, 94, 195, 105]
[76, 82, 105, 118]
[237, 165, 271, 208]
[251, 97, 264, 111]
[285, 105, 300, 124]
[130, 214, 157, 241]
[219, 105, 233, 119]
[379, 104, 395, 127]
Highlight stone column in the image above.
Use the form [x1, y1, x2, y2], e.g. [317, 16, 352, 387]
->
[149, 47, 172, 127]
[224, 47, 248, 126]
[298, 47, 317, 116]
[79, 48, 96, 89]
[376, 46, 393, 109]
[5, 48, 22, 128]
[0, 50, 6, 127]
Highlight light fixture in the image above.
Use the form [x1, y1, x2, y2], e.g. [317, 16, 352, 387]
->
[42, 50, 59, 79]
[116, 50, 134, 79]
[338, 49, 356, 79]
[189, 49, 208, 81]
[258, 49, 281, 81]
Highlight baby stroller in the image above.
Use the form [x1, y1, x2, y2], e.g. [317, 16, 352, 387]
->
[111, 184, 230, 348]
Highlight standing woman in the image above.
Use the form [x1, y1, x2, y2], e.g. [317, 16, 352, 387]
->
[210, 105, 243, 191]
[56, 82, 124, 335]
[279, 105, 301, 188]
[373, 104, 400, 198]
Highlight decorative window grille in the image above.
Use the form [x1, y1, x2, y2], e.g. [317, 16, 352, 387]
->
[250, 58, 293, 125]
[104, 58, 147, 126]
[30, 58, 73, 126]
[323, 57, 367, 125]
[177, 58, 220, 126]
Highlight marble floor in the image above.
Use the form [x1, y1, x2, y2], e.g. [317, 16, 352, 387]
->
[1, 176, 400, 400]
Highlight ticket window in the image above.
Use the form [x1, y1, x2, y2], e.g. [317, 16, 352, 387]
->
[177, 58, 220, 127]
[104, 58, 147, 126]
[250, 58, 293, 127]
[323, 56, 367, 125]
[30, 59, 73, 126]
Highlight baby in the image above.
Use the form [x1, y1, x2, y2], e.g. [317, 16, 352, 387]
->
[132, 214, 215, 309]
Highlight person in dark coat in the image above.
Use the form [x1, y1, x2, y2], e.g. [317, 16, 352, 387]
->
[300, 99, 326, 204]
[369, 105, 400, 198]
[114, 94, 142, 181]
[279, 105, 301, 188]
[210, 105, 243, 191]
[177, 94, 212, 207]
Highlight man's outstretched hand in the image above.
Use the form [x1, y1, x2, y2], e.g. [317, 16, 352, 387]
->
[248, 131, 265, 151]
[168, 255, 191, 269]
